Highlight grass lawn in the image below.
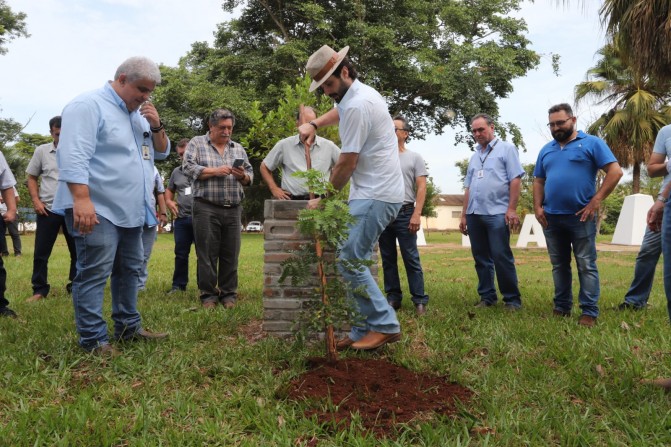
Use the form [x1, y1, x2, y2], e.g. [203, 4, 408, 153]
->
[1, 231, 670, 445]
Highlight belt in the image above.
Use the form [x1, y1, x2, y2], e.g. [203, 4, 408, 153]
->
[289, 194, 326, 200]
[195, 197, 239, 208]
[400, 203, 415, 213]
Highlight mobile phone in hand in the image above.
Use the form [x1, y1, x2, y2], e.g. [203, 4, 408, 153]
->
[233, 158, 244, 168]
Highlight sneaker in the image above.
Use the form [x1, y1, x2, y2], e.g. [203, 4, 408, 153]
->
[0, 307, 17, 318]
[578, 315, 597, 327]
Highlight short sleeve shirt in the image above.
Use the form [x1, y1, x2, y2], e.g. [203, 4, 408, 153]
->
[398, 150, 428, 204]
[653, 124, 671, 193]
[26, 142, 59, 210]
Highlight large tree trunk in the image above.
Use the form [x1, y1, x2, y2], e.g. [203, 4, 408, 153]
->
[632, 162, 641, 194]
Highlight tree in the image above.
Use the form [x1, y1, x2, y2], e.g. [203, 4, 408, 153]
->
[167, 0, 539, 146]
[0, 0, 28, 55]
[574, 42, 671, 193]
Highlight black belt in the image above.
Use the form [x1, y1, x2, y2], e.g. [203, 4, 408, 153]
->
[195, 197, 239, 208]
[289, 194, 325, 200]
[400, 203, 414, 213]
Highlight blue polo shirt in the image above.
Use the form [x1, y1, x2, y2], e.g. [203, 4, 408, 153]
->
[52, 82, 170, 227]
[464, 138, 524, 215]
[533, 131, 616, 214]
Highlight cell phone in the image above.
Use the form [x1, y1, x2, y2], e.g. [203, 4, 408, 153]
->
[233, 158, 244, 168]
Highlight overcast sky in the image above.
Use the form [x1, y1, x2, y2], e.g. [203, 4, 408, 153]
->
[0, 0, 606, 194]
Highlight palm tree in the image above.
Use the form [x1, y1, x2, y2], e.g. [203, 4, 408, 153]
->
[557, 0, 671, 84]
[575, 42, 671, 193]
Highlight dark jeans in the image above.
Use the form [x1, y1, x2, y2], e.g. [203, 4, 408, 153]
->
[32, 210, 77, 296]
[0, 219, 21, 255]
[192, 200, 241, 304]
[0, 219, 8, 308]
[624, 226, 661, 308]
[172, 216, 195, 290]
[378, 205, 429, 305]
[466, 214, 522, 307]
[543, 214, 599, 317]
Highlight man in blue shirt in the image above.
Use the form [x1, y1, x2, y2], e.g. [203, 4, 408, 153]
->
[459, 113, 524, 310]
[0, 152, 18, 318]
[53, 56, 171, 356]
[533, 103, 622, 327]
[298, 45, 404, 351]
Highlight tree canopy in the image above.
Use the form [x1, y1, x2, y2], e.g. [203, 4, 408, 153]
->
[0, 0, 28, 55]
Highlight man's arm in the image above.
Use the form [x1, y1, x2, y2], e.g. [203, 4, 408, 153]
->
[533, 177, 548, 228]
[1, 187, 16, 223]
[260, 162, 290, 200]
[647, 152, 668, 178]
[27, 175, 47, 216]
[459, 188, 470, 235]
[575, 161, 623, 221]
[165, 188, 178, 217]
[647, 180, 671, 232]
[329, 152, 358, 191]
[297, 108, 340, 145]
[157, 192, 168, 226]
[68, 183, 99, 234]
[505, 177, 521, 229]
[409, 176, 427, 234]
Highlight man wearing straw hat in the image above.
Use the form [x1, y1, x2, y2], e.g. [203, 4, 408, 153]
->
[298, 45, 404, 351]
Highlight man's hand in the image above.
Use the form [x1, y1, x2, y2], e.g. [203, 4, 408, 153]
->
[307, 197, 322, 210]
[3, 209, 16, 223]
[409, 212, 421, 234]
[139, 101, 161, 128]
[575, 197, 601, 222]
[32, 199, 48, 216]
[158, 213, 168, 227]
[505, 209, 521, 232]
[231, 166, 246, 181]
[73, 197, 99, 234]
[166, 199, 178, 217]
[647, 201, 665, 232]
[534, 206, 548, 228]
[270, 186, 291, 200]
[459, 215, 468, 235]
[297, 122, 316, 146]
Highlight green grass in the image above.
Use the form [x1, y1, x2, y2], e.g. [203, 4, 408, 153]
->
[1, 232, 671, 445]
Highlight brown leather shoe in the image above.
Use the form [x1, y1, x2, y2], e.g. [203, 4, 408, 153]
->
[118, 328, 169, 342]
[351, 331, 401, 351]
[26, 294, 45, 303]
[415, 304, 427, 316]
[91, 344, 121, 357]
[202, 300, 217, 310]
[578, 315, 597, 327]
[223, 301, 236, 309]
[335, 336, 355, 351]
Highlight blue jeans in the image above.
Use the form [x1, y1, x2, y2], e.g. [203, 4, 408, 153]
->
[138, 225, 157, 290]
[543, 214, 600, 317]
[378, 205, 429, 305]
[661, 201, 671, 321]
[172, 216, 195, 290]
[339, 199, 402, 341]
[0, 220, 7, 309]
[65, 212, 144, 350]
[624, 226, 661, 308]
[465, 214, 521, 307]
[31, 210, 77, 296]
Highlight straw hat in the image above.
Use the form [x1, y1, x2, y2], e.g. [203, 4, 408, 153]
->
[306, 45, 350, 92]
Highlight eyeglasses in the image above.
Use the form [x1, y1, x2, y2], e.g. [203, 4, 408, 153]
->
[395, 128, 408, 132]
[471, 127, 488, 134]
[547, 118, 573, 128]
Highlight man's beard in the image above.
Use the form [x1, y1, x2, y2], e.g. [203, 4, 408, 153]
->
[552, 128, 573, 143]
[329, 84, 349, 103]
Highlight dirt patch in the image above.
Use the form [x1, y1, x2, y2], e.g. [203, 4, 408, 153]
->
[286, 357, 472, 437]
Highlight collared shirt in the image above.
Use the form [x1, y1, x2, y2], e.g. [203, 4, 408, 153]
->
[182, 133, 254, 206]
[263, 134, 340, 196]
[337, 79, 404, 203]
[0, 152, 17, 191]
[167, 166, 193, 218]
[533, 130, 617, 214]
[464, 138, 524, 215]
[52, 82, 171, 227]
[399, 149, 428, 204]
[653, 124, 671, 193]
[26, 142, 59, 210]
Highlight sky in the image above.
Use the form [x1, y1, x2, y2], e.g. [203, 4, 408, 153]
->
[0, 0, 607, 194]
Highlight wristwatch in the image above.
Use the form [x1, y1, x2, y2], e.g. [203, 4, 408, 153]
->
[657, 194, 668, 203]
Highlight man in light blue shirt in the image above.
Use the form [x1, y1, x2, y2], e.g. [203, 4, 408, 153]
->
[459, 113, 524, 310]
[299, 45, 404, 351]
[53, 56, 171, 356]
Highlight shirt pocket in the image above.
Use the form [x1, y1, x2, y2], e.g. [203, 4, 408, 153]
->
[568, 150, 590, 163]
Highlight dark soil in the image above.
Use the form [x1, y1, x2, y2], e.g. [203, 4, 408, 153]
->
[287, 357, 473, 437]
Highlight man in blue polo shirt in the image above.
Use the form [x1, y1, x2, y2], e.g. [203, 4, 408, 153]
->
[460, 113, 524, 310]
[53, 56, 171, 355]
[533, 103, 622, 327]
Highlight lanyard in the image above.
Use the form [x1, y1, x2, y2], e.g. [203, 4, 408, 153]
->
[479, 139, 498, 166]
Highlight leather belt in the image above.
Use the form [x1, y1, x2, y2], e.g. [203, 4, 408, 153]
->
[400, 203, 415, 213]
[195, 197, 239, 208]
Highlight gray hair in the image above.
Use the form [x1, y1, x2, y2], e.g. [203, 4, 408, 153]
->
[114, 56, 161, 84]
[209, 109, 236, 127]
[470, 113, 494, 126]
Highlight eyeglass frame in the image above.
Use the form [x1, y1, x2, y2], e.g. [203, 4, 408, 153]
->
[547, 117, 574, 128]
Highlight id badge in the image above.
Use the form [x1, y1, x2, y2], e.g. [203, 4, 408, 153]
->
[142, 144, 151, 160]
[185, 187, 192, 196]
[477, 169, 484, 179]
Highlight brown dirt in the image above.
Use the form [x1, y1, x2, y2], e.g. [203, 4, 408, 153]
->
[286, 357, 473, 437]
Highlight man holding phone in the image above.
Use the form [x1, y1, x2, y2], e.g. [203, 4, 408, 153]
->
[182, 109, 253, 309]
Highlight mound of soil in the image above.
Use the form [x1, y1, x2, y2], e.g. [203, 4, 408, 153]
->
[287, 357, 472, 436]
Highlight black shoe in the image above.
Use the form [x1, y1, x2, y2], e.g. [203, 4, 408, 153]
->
[618, 302, 645, 311]
[388, 300, 401, 311]
[0, 307, 17, 318]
